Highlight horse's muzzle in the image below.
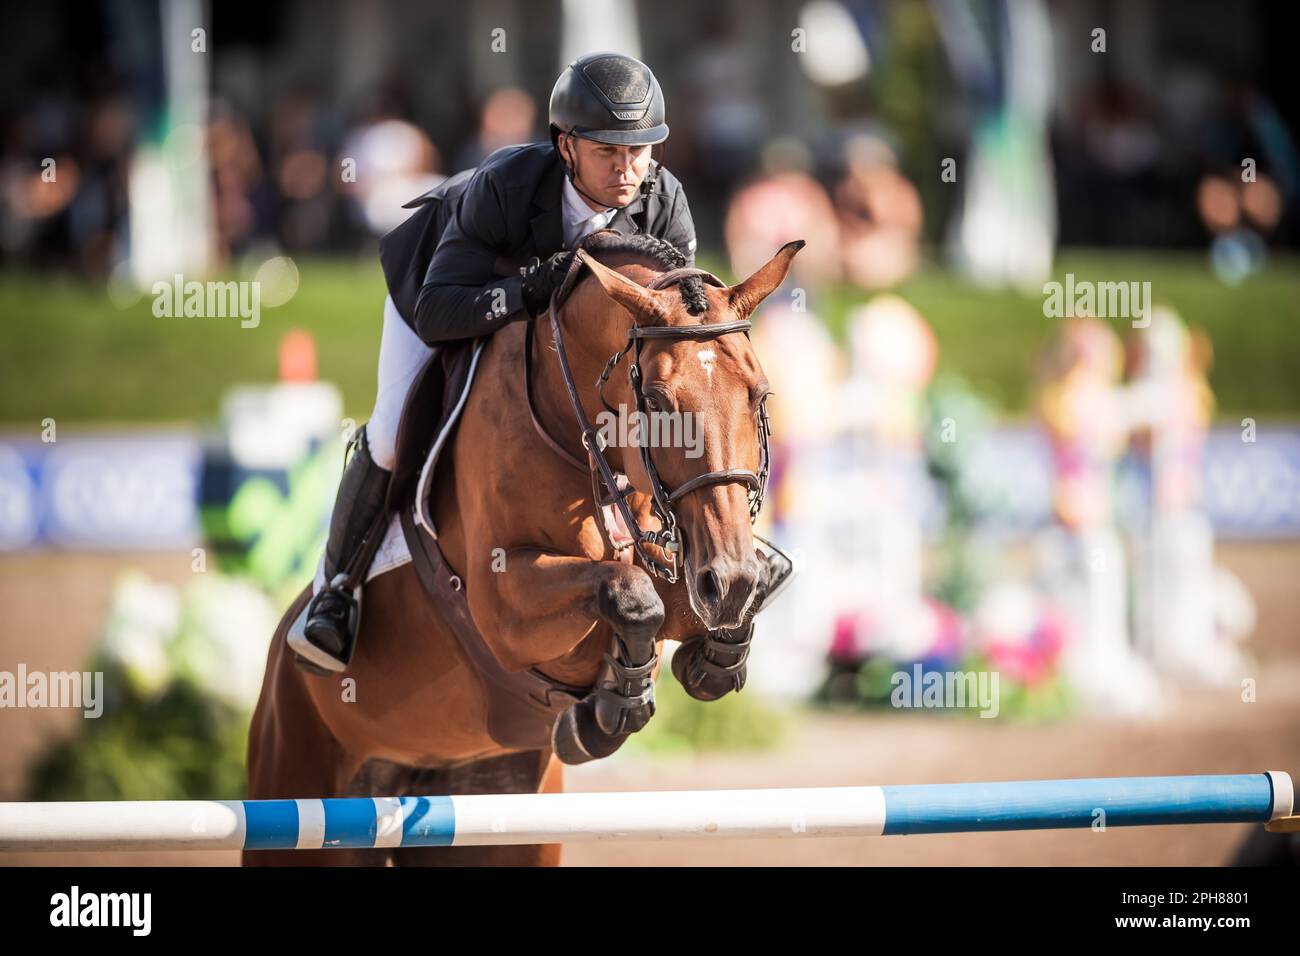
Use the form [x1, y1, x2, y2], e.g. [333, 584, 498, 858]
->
[687, 553, 761, 630]
[672, 541, 793, 702]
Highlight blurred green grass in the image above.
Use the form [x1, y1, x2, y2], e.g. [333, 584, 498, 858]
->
[2, 250, 1296, 426]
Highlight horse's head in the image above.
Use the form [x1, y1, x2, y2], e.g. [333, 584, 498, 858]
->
[580, 238, 803, 629]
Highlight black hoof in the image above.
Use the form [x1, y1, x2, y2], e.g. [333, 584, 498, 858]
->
[551, 703, 629, 766]
[671, 629, 750, 701]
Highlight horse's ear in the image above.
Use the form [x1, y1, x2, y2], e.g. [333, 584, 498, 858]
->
[581, 253, 670, 322]
[728, 240, 806, 319]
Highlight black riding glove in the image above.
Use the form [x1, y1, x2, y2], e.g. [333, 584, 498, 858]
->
[521, 251, 575, 316]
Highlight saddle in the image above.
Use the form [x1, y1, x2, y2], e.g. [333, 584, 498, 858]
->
[385, 342, 457, 513]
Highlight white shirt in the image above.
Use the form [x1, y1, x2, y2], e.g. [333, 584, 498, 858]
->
[561, 175, 617, 249]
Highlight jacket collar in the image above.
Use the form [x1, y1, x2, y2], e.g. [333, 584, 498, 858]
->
[610, 158, 658, 235]
[608, 191, 645, 235]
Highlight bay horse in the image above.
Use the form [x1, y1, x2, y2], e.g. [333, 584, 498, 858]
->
[245, 232, 803, 865]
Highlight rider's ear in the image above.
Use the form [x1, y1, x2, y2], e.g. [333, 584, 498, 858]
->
[728, 240, 806, 319]
[584, 255, 671, 323]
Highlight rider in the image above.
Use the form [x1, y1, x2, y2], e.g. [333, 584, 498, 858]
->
[295, 52, 698, 672]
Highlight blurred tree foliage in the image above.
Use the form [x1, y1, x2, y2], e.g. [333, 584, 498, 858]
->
[27, 656, 249, 802]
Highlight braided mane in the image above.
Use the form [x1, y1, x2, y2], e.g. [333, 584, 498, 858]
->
[578, 231, 709, 316]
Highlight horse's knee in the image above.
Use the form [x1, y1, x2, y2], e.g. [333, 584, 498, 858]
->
[594, 569, 664, 657]
[554, 571, 664, 766]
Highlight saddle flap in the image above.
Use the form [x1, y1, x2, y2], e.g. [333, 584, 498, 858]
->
[387, 341, 479, 515]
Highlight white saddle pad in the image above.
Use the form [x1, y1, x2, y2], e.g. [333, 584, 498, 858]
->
[312, 511, 412, 596]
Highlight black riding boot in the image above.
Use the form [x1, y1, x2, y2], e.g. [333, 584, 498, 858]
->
[298, 427, 391, 669]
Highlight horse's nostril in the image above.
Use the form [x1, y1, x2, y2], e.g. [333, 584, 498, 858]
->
[696, 568, 722, 607]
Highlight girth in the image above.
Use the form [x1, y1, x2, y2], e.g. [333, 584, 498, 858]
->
[399, 507, 588, 750]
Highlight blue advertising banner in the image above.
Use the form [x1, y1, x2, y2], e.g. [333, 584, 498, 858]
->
[0, 434, 200, 550]
[1, 426, 1297, 551]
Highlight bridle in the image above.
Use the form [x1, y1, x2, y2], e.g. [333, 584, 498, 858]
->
[524, 247, 772, 584]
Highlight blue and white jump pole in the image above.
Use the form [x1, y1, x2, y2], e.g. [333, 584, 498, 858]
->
[0, 773, 1292, 852]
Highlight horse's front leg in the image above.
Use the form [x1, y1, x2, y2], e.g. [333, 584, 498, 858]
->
[470, 551, 665, 765]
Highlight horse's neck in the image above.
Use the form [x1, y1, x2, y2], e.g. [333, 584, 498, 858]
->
[533, 288, 634, 470]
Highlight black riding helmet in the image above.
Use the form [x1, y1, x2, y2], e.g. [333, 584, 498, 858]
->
[549, 52, 669, 148]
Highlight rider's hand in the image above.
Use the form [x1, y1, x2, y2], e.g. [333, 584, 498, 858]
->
[521, 251, 575, 316]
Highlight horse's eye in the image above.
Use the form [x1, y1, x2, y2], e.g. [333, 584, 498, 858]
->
[644, 395, 662, 413]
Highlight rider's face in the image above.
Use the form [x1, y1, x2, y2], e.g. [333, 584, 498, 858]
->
[562, 135, 652, 209]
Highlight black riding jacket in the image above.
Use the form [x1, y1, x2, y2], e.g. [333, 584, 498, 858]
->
[379, 142, 697, 345]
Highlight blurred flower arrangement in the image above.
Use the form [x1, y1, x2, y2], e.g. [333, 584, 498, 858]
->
[816, 376, 1071, 719]
[29, 567, 787, 793]
[26, 571, 275, 801]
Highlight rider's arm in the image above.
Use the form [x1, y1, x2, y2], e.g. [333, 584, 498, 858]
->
[410, 168, 526, 345]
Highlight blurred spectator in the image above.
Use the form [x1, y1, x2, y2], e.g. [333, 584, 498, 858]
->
[0, 0, 1296, 277]
[1, 89, 132, 275]
[724, 138, 841, 286]
[835, 134, 922, 289]
[336, 116, 442, 238]
[207, 102, 275, 261]
[1054, 77, 1167, 247]
[675, 9, 768, 249]
[452, 87, 537, 173]
[269, 91, 341, 251]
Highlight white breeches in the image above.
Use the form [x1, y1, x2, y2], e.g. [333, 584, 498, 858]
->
[365, 294, 434, 470]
